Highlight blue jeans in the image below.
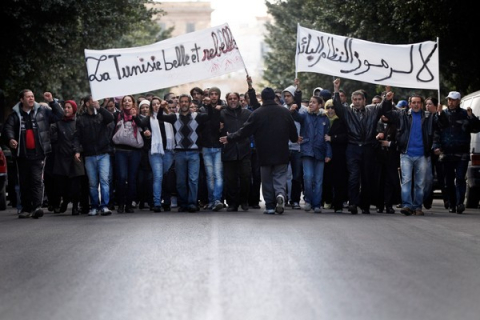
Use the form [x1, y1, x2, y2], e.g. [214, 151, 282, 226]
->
[302, 156, 325, 208]
[175, 150, 200, 207]
[149, 150, 175, 206]
[84, 154, 111, 209]
[202, 147, 223, 204]
[115, 149, 142, 206]
[400, 154, 428, 210]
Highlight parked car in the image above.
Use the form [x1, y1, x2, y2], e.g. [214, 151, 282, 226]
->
[460, 90, 480, 208]
[0, 144, 7, 210]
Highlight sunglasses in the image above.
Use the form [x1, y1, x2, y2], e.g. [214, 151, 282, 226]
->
[325, 106, 333, 109]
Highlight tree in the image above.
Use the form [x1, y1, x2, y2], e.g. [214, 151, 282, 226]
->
[263, 0, 480, 100]
[0, 0, 168, 108]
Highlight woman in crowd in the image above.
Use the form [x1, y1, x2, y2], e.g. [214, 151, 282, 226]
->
[138, 96, 176, 212]
[51, 100, 85, 215]
[113, 95, 144, 213]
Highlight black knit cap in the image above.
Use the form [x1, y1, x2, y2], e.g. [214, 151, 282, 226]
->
[261, 87, 276, 101]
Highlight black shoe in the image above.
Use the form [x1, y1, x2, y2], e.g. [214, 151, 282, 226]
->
[32, 208, 44, 219]
[108, 203, 115, 211]
[178, 206, 188, 212]
[187, 205, 197, 212]
[424, 203, 432, 210]
[250, 204, 261, 209]
[48, 205, 54, 212]
[53, 206, 61, 214]
[449, 207, 457, 213]
[153, 206, 162, 212]
[456, 204, 465, 214]
[443, 201, 450, 210]
[348, 205, 358, 214]
[227, 206, 238, 212]
[72, 204, 79, 216]
[362, 209, 371, 214]
[60, 201, 68, 213]
[18, 211, 32, 219]
[241, 203, 249, 211]
[117, 205, 125, 213]
[386, 207, 395, 214]
[376, 207, 383, 213]
[163, 205, 171, 212]
[138, 202, 145, 210]
[401, 207, 413, 216]
[125, 206, 134, 213]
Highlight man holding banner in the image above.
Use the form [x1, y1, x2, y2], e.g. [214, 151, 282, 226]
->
[332, 78, 392, 214]
[158, 95, 222, 213]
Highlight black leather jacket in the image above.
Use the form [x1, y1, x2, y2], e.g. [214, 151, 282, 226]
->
[333, 92, 386, 146]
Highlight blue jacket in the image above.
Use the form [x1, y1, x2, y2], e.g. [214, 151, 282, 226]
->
[292, 110, 332, 160]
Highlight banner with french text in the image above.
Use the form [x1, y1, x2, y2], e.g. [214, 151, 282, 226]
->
[85, 23, 245, 100]
[296, 25, 439, 90]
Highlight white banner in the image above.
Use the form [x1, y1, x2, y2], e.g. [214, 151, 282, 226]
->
[85, 23, 245, 100]
[296, 25, 439, 90]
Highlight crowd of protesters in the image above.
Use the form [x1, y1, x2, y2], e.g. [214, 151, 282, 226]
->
[2, 76, 480, 219]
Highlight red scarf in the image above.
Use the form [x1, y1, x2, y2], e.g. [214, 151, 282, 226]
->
[121, 109, 138, 138]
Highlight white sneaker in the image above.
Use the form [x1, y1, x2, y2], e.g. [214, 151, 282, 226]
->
[304, 203, 312, 211]
[100, 207, 112, 216]
[88, 208, 98, 216]
[275, 194, 285, 214]
[314, 207, 322, 213]
[324, 203, 331, 209]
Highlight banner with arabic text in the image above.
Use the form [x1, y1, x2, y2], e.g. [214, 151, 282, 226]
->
[296, 25, 439, 90]
[85, 23, 245, 100]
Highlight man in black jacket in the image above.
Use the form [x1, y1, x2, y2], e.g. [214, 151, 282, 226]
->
[3, 90, 64, 218]
[220, 92, 252, 211]
[220, 87, 298, 215]
[74, 95, 115, 216]
[332, 78, 390, 214]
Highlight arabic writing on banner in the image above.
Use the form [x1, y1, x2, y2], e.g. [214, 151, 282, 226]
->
[85, 23, 245, 100]
[295, 25, 439, 90]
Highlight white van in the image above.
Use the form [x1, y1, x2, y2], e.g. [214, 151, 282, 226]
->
[460, 90, 480, 208]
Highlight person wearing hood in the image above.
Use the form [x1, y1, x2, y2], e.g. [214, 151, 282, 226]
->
[2, 90, 64, 219]
[220, 87, 298, 215]
[323, 98, 349, 213]
[313, 87, 323, 97]
[282, 78, 305, 210]
[50, 100, 85, 215]
[290, 95, 332, 213]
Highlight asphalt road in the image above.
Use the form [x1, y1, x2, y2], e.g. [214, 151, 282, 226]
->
[1, 200, 479, 320]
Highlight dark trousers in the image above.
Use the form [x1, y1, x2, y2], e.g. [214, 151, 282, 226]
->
[323, 157, 348, 211]
[223, 158, 251, 208]
[346, 144, 376, 209]
[444, 159, 469, 207]
[53, 175, 82, 205]
[288, 150, 303, 203]
[137, 168, 153, 207]
[248, 149, 261, 206]
[162, 161, 176, 207]
[16, 157, 45, 212]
